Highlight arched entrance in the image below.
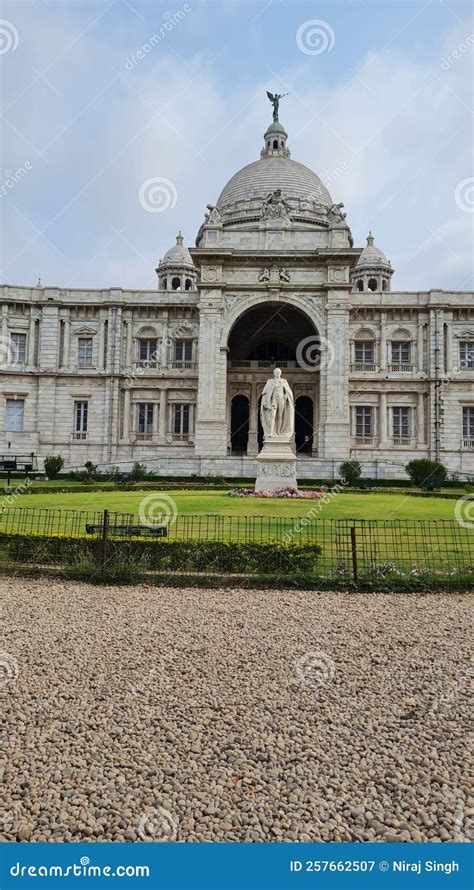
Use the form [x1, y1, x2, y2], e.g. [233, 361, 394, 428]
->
[230, 394, 249, 454]
[295, 396, 313, 453]
[226, 302, 320, 456]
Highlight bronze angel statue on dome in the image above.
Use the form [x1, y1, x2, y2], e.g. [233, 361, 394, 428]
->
[266, 91, 288, 122]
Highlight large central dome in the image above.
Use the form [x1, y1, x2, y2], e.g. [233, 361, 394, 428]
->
[217, 154, 332, 209]
[212, 116, 333, 229]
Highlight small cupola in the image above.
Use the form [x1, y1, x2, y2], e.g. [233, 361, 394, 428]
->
[156, 231, 198, 292]
[352, 231, 394, 293]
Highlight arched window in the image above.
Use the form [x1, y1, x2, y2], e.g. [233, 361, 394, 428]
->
[353, 330, 376, 368]
[356, 279, 364, 292]
[390, 331, 412, 369]
[382, 280, 388, 291]
[184, 278, 192, 291]
[273, 140, 279, 149]
[368, 278, 378, 292]
[171, 277, 181, 291]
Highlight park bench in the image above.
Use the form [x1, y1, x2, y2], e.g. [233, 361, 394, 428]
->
[85, 522, 167, 538]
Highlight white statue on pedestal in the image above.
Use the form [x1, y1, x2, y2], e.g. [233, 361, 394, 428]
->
[260, 368, 294, 439]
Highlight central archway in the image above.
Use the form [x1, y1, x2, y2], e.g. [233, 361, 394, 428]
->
[226, 301, 321, 456]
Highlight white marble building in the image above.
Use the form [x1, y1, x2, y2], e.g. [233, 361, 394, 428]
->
[1, 111, 473, 479]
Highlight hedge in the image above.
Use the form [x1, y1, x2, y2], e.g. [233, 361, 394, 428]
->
[0, 535, 321, 576]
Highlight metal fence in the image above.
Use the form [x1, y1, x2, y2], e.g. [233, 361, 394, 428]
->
[0, 506, 472, 586]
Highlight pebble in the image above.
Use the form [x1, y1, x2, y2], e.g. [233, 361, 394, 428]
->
[1, 579, 470, 843]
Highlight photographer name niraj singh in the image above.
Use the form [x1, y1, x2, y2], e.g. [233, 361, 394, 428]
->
[394, 860, 460, 876]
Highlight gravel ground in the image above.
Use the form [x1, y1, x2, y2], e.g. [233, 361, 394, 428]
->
[0, 578, 472, 843]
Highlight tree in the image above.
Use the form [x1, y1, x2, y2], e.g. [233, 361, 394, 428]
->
[44, 455, 64, 480]
[130, 461, 147, 482]
[406, 459, 447, 489]
[339, 460, 362, 486]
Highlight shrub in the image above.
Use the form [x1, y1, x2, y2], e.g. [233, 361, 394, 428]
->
[84, 461, 97, 480]
[339, 460, 362, 486]
[129, 462, 147, 482]
[43, 455, 64, 479]
[406, 459, 448, 489]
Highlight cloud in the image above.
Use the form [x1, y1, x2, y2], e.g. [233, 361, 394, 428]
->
[0, 5, 472, 292]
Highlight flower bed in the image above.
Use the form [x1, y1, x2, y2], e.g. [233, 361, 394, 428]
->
[228, 487, 326, 499]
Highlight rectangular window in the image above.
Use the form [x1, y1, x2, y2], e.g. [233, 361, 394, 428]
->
[10, 332, 27, 363]
[174, 339, 193, 363]
[173, 404, 190, 437]
[459, 341, 474, 370]
[463, 407, 474, 443]
[138, 339, 157, 366]
[355, 406, 373, 440]
[354, 341, 374, 365]
[393, 406, 410, 440]
[6, 399, 24, 432]
[391, 341, 411, 365]
[74, 401, 88, 439]
[78, 337, 93, 368]
[137, 403, 154, 438]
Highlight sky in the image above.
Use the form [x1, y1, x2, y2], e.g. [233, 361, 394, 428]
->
[0, 0, 473, 292]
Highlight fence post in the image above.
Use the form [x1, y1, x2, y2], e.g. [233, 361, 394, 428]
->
[101, 509, 109, 574]
[350, 525, 358, 582]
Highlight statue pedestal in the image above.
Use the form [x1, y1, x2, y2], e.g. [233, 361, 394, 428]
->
[255, 436, 298, 492]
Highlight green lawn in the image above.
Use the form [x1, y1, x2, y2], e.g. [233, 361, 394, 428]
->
[3, 487, 463, 520]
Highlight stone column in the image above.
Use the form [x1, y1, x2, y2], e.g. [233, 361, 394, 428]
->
[417, 319, 424, 372]
[194, 301, 227, 457]
[98, 319, 105, 370]
[28, 311, 36, 366]
[319, 297, 350, 457]
[417, 391, 425, 446]
[247, 383, 258, 456]
[63, 315, 70, 367]
[158, 389, 167, 442]
[126, 317, 133, 367]
[123, 388, 131, 442]
[161, 311, 169, 368]
[1, 306, 8, 350]
[380, 314, 387, 371]
[379, 392, 387, 446]
[445, 318, 453, 374]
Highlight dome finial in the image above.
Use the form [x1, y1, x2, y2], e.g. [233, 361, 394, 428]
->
[176, 230, 183, 245]
[367, 231, 374, 246]
[266, 90, 288, 124]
